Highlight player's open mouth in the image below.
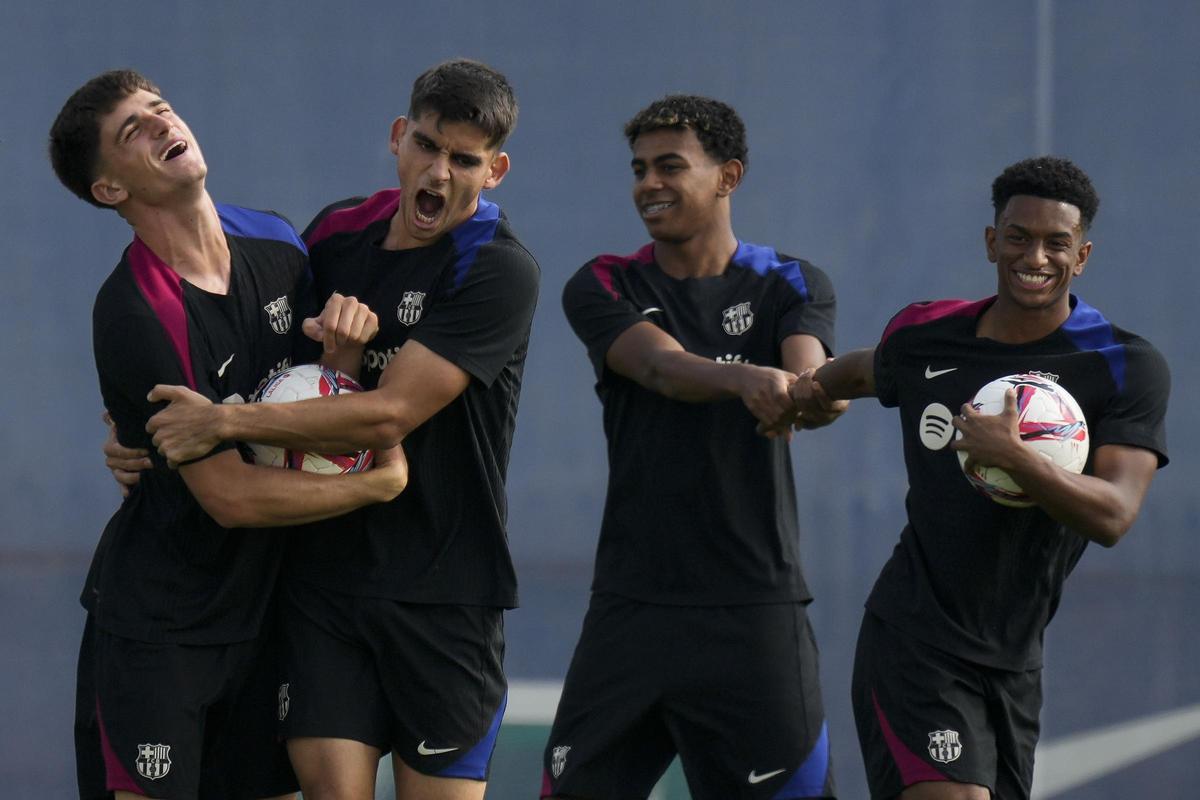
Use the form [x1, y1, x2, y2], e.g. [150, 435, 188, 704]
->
[640, 201, 674, 218]
[160, 140, 188, 161]
[415, 189, 445, 224]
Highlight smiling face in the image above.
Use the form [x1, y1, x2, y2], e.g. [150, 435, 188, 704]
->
[385, 112, 509, 250]
[985, 194, 1092, 315]
[89, 89, 207, 209]
[630, 127, 740, 244]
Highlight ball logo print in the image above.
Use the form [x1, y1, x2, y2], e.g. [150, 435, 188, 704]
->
[957, 373, 1089, 507]
[245, 364, 374, 474]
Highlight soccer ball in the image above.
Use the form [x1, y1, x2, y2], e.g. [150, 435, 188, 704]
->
[244, 364, 374, 475]
[956, 373, 1089, 508]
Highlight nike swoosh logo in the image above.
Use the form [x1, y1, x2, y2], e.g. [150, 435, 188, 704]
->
[748, 768, 786, 784]
[416, 741, 459, 756]
[925, 365, 958, 379]
[217, 353, 236, 377]
[641, 307, 664, 315]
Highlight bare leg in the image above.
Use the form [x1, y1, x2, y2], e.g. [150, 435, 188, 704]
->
[393, 752, 487, 800]
[900, 780, 991, 800]
[287, 736, 382, 800]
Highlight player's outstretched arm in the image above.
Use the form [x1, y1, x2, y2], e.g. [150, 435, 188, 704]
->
[179, 444, 408, 529]
[952, 390, 1158, 546]
[149, 338, 471, 462]
[605, 321, 798, 430]
[780, 334, 849, 431]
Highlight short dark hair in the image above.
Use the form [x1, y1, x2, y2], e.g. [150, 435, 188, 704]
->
[408, 59, 517, 149]
[49, 69, 161, 209]
[624, 95, 748, 169]
[991, 156, 1100, 231]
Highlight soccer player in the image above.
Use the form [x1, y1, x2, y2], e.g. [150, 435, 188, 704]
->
[50, 70, 409, 800]
[542, 95, 843, 799]
[792, 156, 1170, 799]
[139, 60, 539, 800]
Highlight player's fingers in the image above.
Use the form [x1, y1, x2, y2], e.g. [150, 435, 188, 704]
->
[302, 317, 324, 343]
[147, 384, 186, 404]
[113, 468, 142, 488]
[1002, 388, 1019, 415]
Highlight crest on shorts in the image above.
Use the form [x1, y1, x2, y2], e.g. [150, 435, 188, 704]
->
[397, 291, 425, 326]
[264, 295, 293, 334]
[278, 683, 290, 721]
[551, 745, 571, 779]
[927, 729, 962, 763]
[721, 301, 754, 335]
[135, 743, 172, 780]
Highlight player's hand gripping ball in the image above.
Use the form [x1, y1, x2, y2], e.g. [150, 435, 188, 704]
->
[957, 373, 1089, 507]
[244, 364, 374, 474]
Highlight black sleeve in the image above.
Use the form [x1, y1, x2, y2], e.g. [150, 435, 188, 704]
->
[93, 306, 233, 464]
[873, 306, 912, 409]
[1093, 338, 1171, 466]
[777, 259, 836, 355]
[408, 240, 540, 386]
[290, 258, 324, 366]
[561, 259, 647, 379]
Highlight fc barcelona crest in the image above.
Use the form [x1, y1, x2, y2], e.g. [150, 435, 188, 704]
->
[397, 291, 425, 326]
[551, 745, 571, 779]
[927, 729, 962, 763]
[264, 295, 293, 334]
[135, 743, 172, 780]
[721, 301, 754, 335]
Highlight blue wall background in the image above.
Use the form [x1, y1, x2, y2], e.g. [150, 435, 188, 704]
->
[2, 1, 1197, 797]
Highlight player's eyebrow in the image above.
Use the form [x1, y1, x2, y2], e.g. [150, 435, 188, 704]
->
[630, 152, 685, 169]
[114, 99, 167, 142]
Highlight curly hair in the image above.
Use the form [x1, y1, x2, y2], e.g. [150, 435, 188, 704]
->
[49, 69, 161, 209]
[409, 59, 517, 150]
[624, 95, 748, 168]
[992, 156, 1100, 231]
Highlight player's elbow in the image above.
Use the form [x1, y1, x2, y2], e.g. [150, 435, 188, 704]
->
[1083, 507, 1137, 548]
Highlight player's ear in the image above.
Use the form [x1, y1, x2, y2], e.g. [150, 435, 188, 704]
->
[716, 159, 744, 197]
[389, 117, 408, 155]
[483, 151, 510, 190]
[91, 176, 127, 208]
[1073, 239, 1092, 276]
[984, 226, 998, 263]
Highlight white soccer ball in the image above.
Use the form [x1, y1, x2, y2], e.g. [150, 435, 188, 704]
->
[956, 373, 1089, 508]
[245, 364, 374, 475]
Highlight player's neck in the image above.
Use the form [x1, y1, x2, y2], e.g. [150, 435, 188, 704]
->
[652, 225, 738, 280]
[977, 297, 1072, 344]
[127, 192, 231, 294]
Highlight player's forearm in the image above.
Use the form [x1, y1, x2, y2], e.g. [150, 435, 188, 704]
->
[814, 348, 877, 399]
[319, 347, 365, 382]
[217, 391, 407, 453]
[640, 349, 749, 402]
[998, 445, 1154, 547]
[185, 457, 406, 529]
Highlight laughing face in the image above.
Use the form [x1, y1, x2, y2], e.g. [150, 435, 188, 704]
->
[385, 112, 509, 250]
[90, 88, 207, 209]
[630, 127, 735, 245]
[985, 194, 1092, 314]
